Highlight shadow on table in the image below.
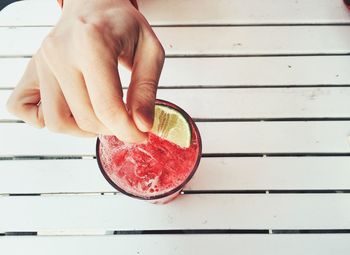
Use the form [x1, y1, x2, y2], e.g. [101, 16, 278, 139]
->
[1, 0, 22, 12]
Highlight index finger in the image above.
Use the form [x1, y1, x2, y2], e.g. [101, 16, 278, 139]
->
[79, 32, 146, 143]
[126, 34, 165, 132]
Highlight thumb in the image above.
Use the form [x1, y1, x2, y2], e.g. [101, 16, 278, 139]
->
[6, 57, 44, 128]
[127, 37, 165, 132]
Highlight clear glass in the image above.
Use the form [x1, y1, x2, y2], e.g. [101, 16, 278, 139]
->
[96, 99, 202, 204]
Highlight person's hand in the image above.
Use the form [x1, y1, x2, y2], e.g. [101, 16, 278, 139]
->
[6, 0, 165, 143]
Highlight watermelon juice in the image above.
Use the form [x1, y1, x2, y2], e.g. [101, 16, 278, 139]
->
[96, 100, 202, 204]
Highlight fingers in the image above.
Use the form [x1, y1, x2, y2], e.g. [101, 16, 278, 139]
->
[6, 58, 44, 128]
[127, 34, 165, 132]
[80, 28, 147, 143]
[35, 52, 95, 137]
[8, 12, 165, 144]
[48, 65, 113, 136]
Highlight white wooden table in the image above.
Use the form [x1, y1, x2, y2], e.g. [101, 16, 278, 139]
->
[1, 0, 350, 254]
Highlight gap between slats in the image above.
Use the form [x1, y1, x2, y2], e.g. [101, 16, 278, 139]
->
[3, 23, 350, 28]
[2, 85, 350, 90]
[4, 118, 350, 124]
[2, 53, 350, 59]
[2, 153, 350, 161]
[1, 190, 350, 197]
[2, 229, 350, 236]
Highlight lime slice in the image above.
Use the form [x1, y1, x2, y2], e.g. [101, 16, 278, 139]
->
[151, 105, 191, 148]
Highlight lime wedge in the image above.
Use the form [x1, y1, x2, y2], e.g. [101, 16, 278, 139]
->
[151, 105, 191, 148]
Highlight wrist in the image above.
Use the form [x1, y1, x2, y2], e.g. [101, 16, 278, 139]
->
[57, 0, 138, 9]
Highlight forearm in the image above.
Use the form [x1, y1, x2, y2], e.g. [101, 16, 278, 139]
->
[57, 0, 138, 9]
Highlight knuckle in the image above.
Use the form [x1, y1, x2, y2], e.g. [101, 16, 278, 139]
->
[76, 18, 107, 54]
[157, 43, 165, 60]
[41, 33, 59, 54]
[79, 18, 105, 38]
[149, 37, 165, 62]
[40, 34, 63, 61]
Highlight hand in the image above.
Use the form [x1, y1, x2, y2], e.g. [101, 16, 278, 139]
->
[6, 0, 165, 143]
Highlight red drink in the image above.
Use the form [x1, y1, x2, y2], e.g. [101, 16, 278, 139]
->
[96, 100, 201, 203]
[345, 0, 350, 10]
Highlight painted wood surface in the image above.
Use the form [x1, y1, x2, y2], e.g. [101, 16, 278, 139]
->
[1, 56, 350, 88]
[1, 0, 350, 253]
[0, 157, 350, 194]
[1, 121, 350, 155]
[1, 235, 349, 255]
[3, 88, 350, 120]
[1, 26, 350, 57]
[1, 194, 350, 231]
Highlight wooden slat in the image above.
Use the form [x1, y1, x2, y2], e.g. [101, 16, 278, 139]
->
[1, 235, 350, 255]
[1, 26, 350, 57]
[0, 159, 110, 193]
[139, 0, 350, 26]
[1, 157, 350, 194]
[0, 124, 95, 155]
[1, 0, 349, 26]
[2, 56, 349, 89]
[156, 26, 350, 56]
[1, 194, 350, 230]
[3, 87, 350, 121]
[1, 121, 349, 156]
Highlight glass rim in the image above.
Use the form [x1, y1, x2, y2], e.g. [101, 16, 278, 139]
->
[96, 99, 202, 201]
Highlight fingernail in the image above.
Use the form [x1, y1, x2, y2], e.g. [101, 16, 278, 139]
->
[135, 106, 154, 132]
